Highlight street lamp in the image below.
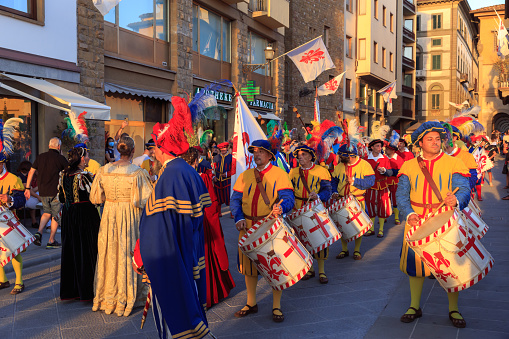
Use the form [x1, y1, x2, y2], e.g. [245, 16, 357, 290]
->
[243, 44, 275, 74]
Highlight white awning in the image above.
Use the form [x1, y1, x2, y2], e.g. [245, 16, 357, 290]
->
[251, 110, 281, 121]
[105, 82, 173, 101]
[0, 74, 110, 120]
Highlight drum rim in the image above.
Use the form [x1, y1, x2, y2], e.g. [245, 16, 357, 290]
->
[287, 198, 323, 219]
[406, 207, 458, 245]
[327, 195, 354, 213]
[238, 216, 280, 250]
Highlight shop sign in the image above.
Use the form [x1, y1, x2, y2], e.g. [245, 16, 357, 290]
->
[194, 86, 274, 111]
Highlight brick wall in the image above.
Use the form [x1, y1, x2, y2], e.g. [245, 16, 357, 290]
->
[173, 0, 193, 95]
[77, 0, 106, 162]
[285, 0, 344, 137]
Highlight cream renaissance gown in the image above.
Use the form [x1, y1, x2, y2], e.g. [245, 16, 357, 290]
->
[90, 163, 153, 316]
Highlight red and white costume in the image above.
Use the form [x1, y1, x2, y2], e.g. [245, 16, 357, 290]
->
[364, 152, 393, 218]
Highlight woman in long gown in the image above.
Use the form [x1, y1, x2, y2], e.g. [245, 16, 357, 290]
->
[59, 146, 101, 301]
[182, 147, 235, 308]
[90, 135, 153, 317]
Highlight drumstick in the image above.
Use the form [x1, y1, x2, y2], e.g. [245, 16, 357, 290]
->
[430, 187, 460, 218]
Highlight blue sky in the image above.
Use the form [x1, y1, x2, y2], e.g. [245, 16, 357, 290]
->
[469, 0, 504, 10]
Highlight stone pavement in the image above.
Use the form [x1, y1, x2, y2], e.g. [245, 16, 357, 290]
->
[0, 157, 507, 338]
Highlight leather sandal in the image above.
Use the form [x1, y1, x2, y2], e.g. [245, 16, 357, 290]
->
[234, 304, 258, 318]
[364, 230, 375, 237]
[318, 273, 328, 284]
[502, 195, 509, 200]
[336, 250, 349, 259]
[10, 283, 24, 295]
[0, 281, 10, 290]
[377, 231, 384, 238]
[449, 311, 466, 328]
[400, 307, 422, 323]
[353, 251, 362, 260]
[272, 308, 284, 323]
[301, 270, 315, 281]
[395, 220, 401, 225]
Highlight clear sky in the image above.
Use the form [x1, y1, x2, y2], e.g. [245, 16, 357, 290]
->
[468, 0, 504, 10]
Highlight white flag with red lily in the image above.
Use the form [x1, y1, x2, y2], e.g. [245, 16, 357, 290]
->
[314, 89, 320, 122]
[287, 37, 335, 83]
[93, 0, 121, 16]
[230, 93, 268, 192]
[377, 81, 397, 113]
[317, 71, 346, 96]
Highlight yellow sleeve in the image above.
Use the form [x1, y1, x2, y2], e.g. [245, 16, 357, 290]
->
[13, 175, 24, 191]
[318, 166, 332, 181]
[233, 171, 246, 193]
[465, 153, 477, 170]
[90, 166, 105, 205]
[142, 159, 151, 173]
[275, 169, 294, 191]
[361, 160, 375, 176]
[131, 169, 154, 208]
[451, 155, 470, 176]
[332, 164, 341, 178]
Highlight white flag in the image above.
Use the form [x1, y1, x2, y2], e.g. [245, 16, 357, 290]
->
[230, 94, 267, 192]
[497, 18, 509, 57]
[378, 81, 398, 113]
[287, 37, 335, 83]
[448, 100, 469, 110]
[93, 0, 121, 16]
[317, 71, 346, 96]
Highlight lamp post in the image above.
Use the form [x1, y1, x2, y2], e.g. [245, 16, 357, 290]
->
[243, 44, 275, 74]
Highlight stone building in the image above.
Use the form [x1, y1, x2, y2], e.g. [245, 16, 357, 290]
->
[285, 0, 344, 133]
[342, 0, 415, 134]
[415, 0, 479, 124]
[0, 0, 289, 165]
[471, 4, 509, 134]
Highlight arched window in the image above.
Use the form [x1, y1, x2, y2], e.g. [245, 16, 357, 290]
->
[429, 84, 442, 110]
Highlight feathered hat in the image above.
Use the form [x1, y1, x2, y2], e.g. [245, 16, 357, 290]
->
[0, 118, 23, 163]
[62, 111, 89, 144]
[152, 96, 194, 156]
[338, 119, 362, 157]
[188, 80, 231, 125]
[368, 121, 390, 149]
[305, 119, 341, 163]
[386, 130, 400, 151]
[411, 121, 446, 144]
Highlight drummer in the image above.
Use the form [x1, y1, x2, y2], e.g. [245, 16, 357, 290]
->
[331, 144, 375, 260]
[230, 139, 295, 323]
[396, 121, 471, 328]
[0, 152, 27, 295]
[289, 145, 332, 284]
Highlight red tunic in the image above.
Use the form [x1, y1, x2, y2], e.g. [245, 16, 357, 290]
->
[200, 171, 235, 308]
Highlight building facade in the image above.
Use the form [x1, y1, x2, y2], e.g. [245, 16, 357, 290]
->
[285, 0, 344, 133]
[415, 0, 479, 124]
[103, 0, 288, 150]
[343, 0, 416, 134]
[472, 4, 509, 134]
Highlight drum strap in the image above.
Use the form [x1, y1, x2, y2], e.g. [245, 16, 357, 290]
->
[254, 169, 271, 206]
[299, 168, 312, 195]
[417, 156, 443, 202]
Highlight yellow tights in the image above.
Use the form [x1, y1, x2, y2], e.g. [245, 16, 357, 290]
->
[340, 237, 362, 253]
[243, 275, 283, 316]
[0, 254, 23, 285]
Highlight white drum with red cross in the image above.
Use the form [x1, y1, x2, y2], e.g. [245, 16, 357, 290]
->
[461, 202, 488, 240]
[286, 199, 341, 254]
[0, 206, 35, 267]
[327, 195, 373, 242]
[406, 207, 494, 293]
[238, 216, 313, 291]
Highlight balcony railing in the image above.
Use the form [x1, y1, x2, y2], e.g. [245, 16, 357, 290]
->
[403, 27, 415, 42]
[402, 108, 413, 118]
[459, 73, 468, 84]
[402, 56, 415, 70]
[250, 0, 289, 29]
[402, 85, 414, 95]
[416, 70, 425, 78]
[403, 0, 415, 14]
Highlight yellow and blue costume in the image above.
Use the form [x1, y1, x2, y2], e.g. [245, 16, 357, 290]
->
[289, 157, 332, 280]
[0, 170, 26, 292]
[331, 145, 375, 259]
[396, 121, 471, 326]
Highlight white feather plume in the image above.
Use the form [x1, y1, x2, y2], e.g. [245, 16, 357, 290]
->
[2, 118, 23, 156]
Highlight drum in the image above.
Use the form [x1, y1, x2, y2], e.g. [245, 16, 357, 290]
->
[467, 199, 482, 218]
[327, 195, 373, 242]
[238, 216, 313, 291]
[286, 199, 341, 254]
[461, 206, 488, 240]
[0, 206, 35, 267]
[406, 207, 494, 293]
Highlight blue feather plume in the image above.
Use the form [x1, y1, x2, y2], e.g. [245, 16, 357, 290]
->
[189, 80, 233, 125]
[388, 130, 400, 148]
[472, 120, 485, 135]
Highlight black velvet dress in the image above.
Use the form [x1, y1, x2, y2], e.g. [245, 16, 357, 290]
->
[58, 170, 100, 301]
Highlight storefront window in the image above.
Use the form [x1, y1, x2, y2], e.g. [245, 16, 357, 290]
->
[192, 4, 231, 62]
[106, 0, 168, 41]
[0, 97, 33, 174]
[249, 31, 271, 76]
